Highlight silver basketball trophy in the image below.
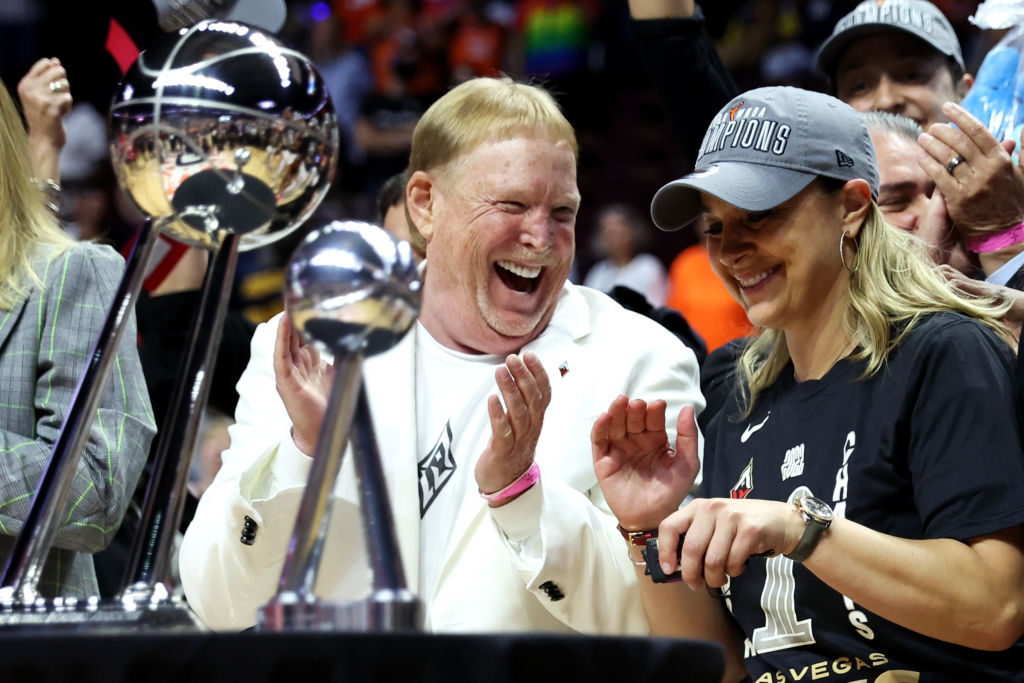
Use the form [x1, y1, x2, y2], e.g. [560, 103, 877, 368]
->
[258, 221, 421, 632]
[0, 19, 338, 630]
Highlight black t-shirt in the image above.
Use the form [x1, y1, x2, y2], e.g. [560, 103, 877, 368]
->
[701, 313, 1024, 681]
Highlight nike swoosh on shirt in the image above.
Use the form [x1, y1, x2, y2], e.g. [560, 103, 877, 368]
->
[740, 411, 771, 443]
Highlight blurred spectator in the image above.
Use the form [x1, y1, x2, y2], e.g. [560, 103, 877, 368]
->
[377, 169, 425, 260]
[583, 203, 668, 305]
[306, 6, 373, 170]
[446, 0, 514, 83]
[353, 38, 435, 207]
[514, 0, 600, 128]
[0, 0, 42, 91]
[63, 163, 140, 248]
[364, 0, 446, 98]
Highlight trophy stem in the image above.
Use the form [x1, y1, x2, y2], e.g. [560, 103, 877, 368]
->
[285, 351, 364, 596]
[257, 350, 365, 630]
[119, 232, 241, 603]
[350, 383, 419, 630]
[0, 218, 160, 602]
[351, 384, 410, 593]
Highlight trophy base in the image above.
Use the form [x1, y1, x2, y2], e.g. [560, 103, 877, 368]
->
[0, 594, 204, 633]
[257, 588, 420, 632]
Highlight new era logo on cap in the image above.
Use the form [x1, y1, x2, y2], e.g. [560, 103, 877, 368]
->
[836, 150, 855, 167]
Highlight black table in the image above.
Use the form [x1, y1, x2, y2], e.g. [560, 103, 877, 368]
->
[0, 631, 724, 683]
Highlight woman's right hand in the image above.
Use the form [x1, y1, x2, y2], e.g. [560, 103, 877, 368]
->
[273, 313, 334, 456]
[591, 396, 700, 531]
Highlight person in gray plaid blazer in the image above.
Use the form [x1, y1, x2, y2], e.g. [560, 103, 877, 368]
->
[0, 69, 156, 598]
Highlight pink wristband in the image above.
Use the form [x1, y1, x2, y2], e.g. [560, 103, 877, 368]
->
[480, 462, 540, 501]
[965, 221, 1024, 253]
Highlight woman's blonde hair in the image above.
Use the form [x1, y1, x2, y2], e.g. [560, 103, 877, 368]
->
[0, 78, 73, 311]
[405, 76, 577, 253]
[735, 182, 1014, 415]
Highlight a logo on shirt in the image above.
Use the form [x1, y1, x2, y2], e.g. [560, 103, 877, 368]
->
[740, 411, 771, 443]
[418, 420, 456, 517]
[781, 444, 805, 481]
[730, 458, 754, 499]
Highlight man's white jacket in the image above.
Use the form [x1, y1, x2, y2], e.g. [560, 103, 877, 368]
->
[179, 282, 704, 632]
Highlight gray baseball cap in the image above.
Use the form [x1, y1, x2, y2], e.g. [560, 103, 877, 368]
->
[816, 0, 965, 78]
[651, 86, 878, 232]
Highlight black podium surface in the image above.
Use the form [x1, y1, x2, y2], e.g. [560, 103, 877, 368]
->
[0, 631, 724, 683]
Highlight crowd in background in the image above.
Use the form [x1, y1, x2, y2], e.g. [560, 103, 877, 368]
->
[0, 0, 1002, 331]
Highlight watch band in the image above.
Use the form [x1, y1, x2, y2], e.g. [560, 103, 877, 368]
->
[617, 524, 657, 546]
[785, 497, 832, 564]
[785, 519, 827, 563]
[617, 525, 657, 566]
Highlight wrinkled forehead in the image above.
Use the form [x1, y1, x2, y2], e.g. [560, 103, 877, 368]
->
[834, 31, 948, 79]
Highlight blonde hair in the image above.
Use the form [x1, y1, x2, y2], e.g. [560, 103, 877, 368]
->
[0, 78, 73, 311]
[735, 190, 1013, 415]
[406, 77, 577, 253]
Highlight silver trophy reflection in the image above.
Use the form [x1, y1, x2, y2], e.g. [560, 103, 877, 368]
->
[258, 221, 421, 632]
[0, 19, 337, 628]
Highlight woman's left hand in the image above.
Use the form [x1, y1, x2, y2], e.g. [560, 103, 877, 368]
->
[655, 497, 805, 591]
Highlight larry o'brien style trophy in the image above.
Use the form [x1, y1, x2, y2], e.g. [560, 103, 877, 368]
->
[258, 221, 421, 632]
[0, 19, 338, 629]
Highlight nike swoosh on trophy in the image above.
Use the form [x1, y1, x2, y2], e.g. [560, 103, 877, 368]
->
[740, 411, 771, 443]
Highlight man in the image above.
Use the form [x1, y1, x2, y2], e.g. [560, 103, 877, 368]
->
[865, 111, 1024, 332]
[376, 169, 424, 262]
[818, 0, 1024, 287]
[862, 111, 974, 271]
[178, 77, 703, 632]
[816, 0, 970, 131]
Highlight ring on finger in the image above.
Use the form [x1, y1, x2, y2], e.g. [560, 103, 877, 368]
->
[945, 154, 966, 175]
[48, 79, 67, 94]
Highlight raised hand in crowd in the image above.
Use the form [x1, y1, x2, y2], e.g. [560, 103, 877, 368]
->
[17, 57, 72, 183]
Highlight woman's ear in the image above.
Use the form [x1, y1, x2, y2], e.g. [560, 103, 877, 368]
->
[406, 170, 436, 242]
[840, 178, 872, 240]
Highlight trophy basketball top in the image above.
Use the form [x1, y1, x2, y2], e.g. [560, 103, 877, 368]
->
[285, 221, 422, 358]
[108, 19, 339, 251]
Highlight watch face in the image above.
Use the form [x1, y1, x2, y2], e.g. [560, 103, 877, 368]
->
[799, 496, 834, 523]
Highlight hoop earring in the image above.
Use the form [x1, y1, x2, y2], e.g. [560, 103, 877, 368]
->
[839, 230, 858, 274]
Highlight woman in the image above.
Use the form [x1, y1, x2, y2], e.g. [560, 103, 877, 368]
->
[583, 203, 668, 305]
[0, 70, 154, 598]
[593, 87, 1024, 681]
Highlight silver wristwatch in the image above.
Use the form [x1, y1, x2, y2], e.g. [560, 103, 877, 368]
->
[785, 495, 833, 563]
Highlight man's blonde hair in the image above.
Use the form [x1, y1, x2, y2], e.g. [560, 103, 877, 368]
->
[409, 76, 577, 174]
[0, 77, 73, 310]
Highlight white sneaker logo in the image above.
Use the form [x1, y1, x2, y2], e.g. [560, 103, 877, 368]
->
[740, 411, 771, 443]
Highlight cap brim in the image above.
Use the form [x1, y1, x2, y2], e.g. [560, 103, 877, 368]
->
[650, 162, 817, 231]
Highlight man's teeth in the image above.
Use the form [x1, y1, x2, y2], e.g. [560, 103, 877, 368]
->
[497, 261, 541, 278]
[738, 269, 773, 287]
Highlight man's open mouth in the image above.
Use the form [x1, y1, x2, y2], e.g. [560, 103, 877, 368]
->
[495, 260, 542, 293]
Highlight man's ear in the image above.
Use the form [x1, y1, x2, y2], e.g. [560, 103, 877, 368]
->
[955, 72, 974, 101]
[406, 170, 437, 242]
[840, 178, 872, 239]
